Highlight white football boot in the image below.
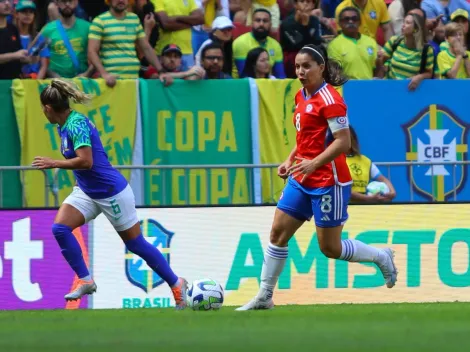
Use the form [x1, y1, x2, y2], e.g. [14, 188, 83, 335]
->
[236, 296, 274, 311]
[377, 248, 398, 288]
[64, 279, 97, 301]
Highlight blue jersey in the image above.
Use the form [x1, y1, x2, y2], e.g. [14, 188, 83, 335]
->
[58, 111, 127, 199]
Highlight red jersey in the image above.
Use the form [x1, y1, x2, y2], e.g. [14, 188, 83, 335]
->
[292, 83, 352, 188]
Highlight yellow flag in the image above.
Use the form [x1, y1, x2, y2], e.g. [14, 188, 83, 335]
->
[12, 78, 138, 207]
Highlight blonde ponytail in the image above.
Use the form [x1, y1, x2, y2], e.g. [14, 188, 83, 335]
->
[40, 79, 93, 111]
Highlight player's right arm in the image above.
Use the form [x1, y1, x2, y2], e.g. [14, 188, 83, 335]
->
[33, 120, 94, 170]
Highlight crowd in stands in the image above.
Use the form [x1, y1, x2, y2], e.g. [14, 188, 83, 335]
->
[1, 0, 470, 87]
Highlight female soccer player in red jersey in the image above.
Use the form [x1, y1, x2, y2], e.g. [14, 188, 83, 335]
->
[237, 44, 398, 310]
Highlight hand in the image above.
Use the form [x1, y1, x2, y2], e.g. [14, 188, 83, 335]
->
[368, 193, 389, 203]
[408, 75, 423, 91]
[382, 190, 396, 201]
[277, 159, 293, 179]
[103, 73, 118, 88]
[32, 156, 56, 170]
[187, 65, 205, 79]
[377, 48, 385, 60]
[144, 13, 156, 31]
[454, 42, 466, 56]
[311, 8, 322, 17]
[287, 156, 317, 183]
[14, 49, 28, 61]
[159, 73, 174, 86]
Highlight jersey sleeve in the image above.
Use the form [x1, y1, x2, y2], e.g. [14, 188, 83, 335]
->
[321, 94, 349, 132]
[321, 101, 347, 120]
[327, 39, 342, 63]
[89, 16, 104, 41]
[425, 45, 435, 72]
[189, 0, 199, 13]
[69, 120, 92, 150]
[150, 0, 165, 12]
[437, 51, 452, 76]
[370, 162, 382, 180]
[383, 35, 398, 58]
[378, 0, 391, 25]
[136, 22, 145, 39]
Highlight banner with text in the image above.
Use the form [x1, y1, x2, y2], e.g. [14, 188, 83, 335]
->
[12, 79, 139, 207]
[140, 79, 253, 206]
[0, 210, 89, 310]
[91, 204, 470, 309]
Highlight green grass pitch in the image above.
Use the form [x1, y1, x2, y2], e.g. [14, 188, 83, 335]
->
[1, 303, 470, 352]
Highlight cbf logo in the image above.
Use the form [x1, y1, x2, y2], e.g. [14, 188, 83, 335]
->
[403, 104, 469, 201]
[125, 219, 174, 293]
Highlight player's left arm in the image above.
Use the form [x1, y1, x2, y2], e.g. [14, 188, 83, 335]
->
[309, 122, 350, 170]
[51, 147, 94, 170]
[32, 146, 93, 170]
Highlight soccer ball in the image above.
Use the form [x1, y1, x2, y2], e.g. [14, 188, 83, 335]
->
[366, 181, 390, 195]
[186, 278, 224, 311]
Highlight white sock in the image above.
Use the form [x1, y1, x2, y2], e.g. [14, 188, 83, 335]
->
[340, 239, 383, 263]
[81, 275, 92, 281]
[258, 243, 288, 300]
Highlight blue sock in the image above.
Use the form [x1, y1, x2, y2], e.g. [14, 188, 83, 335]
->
[125, 234, 179, 287]
[52, 223, 90, 279]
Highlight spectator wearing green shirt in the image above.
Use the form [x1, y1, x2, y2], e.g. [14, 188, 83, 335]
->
[40, 0, 93, 78]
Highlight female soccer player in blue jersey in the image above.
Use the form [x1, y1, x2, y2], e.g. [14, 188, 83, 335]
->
[32, 79, 188, 309]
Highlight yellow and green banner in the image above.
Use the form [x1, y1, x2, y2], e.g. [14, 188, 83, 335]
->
[256, 79, 301, 203]
[140, 79, 253, 206]
[12, 78, 139, 207]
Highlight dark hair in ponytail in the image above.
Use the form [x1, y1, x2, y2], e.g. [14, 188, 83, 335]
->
[298, 44, 349, 86]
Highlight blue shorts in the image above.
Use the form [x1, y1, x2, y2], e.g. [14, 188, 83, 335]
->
[277, 177, 351, 228]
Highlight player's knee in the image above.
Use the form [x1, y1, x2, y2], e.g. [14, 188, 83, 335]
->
[319, 242, 341, 259]
[52, 223, 72, 237]
[269, 226, 288, 247]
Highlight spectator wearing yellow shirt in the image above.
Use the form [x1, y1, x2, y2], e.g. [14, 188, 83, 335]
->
[151, 0, 204, 71]
[437, 22, 470, 78]
[234, 0, 281, 30]
[328, 7, 381, 79]
[335, 0, 394, 42]
[88, 0, 170, 87]
[347, 126, 396, 203]
[379, 14, 434, 90]
[440, 9, 470, 51]
[232, 9, 285, 77]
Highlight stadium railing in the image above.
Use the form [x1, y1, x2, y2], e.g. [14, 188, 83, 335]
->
[0, 161, 468, 208]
